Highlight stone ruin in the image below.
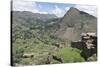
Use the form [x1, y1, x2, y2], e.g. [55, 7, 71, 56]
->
[71, 32, 97, 61]
[81, 32, 97, 50]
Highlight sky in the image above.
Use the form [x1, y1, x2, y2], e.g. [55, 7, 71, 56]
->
[12, 0, 97, 17]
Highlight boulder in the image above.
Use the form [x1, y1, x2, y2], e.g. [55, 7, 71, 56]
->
[23, 53, 34, 58]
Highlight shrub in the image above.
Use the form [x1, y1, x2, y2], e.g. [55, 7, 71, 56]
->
[20, 58, 33, 65]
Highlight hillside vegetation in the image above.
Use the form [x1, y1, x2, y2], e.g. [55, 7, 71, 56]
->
[12, 7, 97, 66]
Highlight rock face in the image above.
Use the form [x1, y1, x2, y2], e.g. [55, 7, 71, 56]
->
[71, 32, 97, 61]
[54, 7, 97, 41]
[23, 53, 34, 58]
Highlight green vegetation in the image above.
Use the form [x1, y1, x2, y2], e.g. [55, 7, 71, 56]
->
[12, 15, 60, 65]
[53, 48, 85, 63]
[12, 9, 97, 66]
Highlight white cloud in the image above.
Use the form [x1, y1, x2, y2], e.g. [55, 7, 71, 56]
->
[51, 5, 66, 17]
[38, 4, 42, 9]
[40, 11, 48, 14]
[13, 1, 39, 13]
[75, 5, 97, 17]
[13, 0, 98, 5]
[51, 4, 97, 17]
[12, 0, 97, 17]
[65, 7, 70, 12]
[13, 0, 48, 14]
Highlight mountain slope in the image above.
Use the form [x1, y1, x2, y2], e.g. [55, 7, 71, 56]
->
[53, 7, 97, 41]
[12, 7, 97, 65]
[12, 11, 57, 20]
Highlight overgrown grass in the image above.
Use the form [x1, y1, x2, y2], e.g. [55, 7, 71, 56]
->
[54, 47, 85, 63]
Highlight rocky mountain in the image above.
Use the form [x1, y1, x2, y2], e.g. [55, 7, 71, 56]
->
[47, 7, 97, 41]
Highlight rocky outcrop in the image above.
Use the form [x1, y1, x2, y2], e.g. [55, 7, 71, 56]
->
[52, 42, 65, 48]
[46, 54, 64, 64]
[23, 53, 34, 58]
[71, 32, 97, 61]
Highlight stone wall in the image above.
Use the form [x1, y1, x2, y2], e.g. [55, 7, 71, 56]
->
[71, 32, 97, 61]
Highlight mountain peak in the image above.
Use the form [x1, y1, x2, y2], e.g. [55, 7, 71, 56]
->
[62, 7, 80, 19]
[55, 7, 97, 41]
[69, 7, 79, 11]
[67, 7, 79, 15]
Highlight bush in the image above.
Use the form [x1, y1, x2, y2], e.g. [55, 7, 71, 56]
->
[20, 58, 33, 65]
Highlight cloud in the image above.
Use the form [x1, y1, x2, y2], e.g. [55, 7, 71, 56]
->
[75, 5, 97, 17]
[13, 0, 97, 17]
[65, 7, 70, 11]
[51, 5, 66, 17]
[13, 1, 39, 13]
[13, 0, 48, 14]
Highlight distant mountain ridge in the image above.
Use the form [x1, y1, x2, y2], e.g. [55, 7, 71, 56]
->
[12, 11, 57, 21]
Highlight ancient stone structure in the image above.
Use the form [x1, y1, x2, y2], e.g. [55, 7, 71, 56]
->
[81, 33, 97, 61]
[71, 32, 97, 61]
[81, 32, 97, 49]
